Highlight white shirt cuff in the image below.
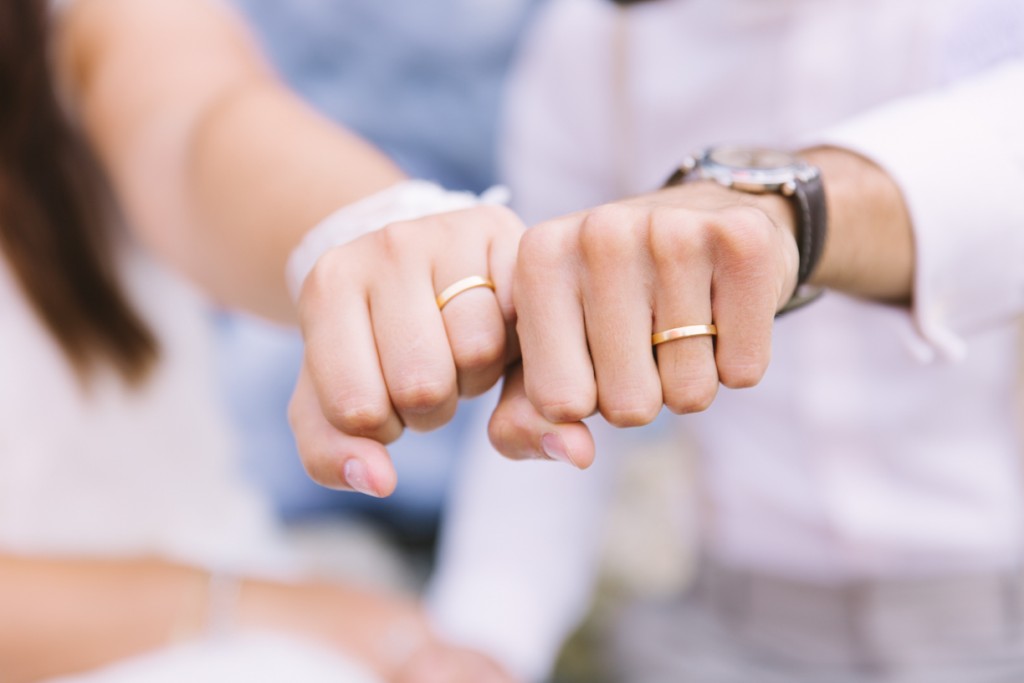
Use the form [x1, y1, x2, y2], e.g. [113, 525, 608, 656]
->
[810, 61, 1024, 363]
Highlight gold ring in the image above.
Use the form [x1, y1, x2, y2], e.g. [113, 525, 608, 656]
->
[652, 324, 718, 346]
[436, 276, 496, 310]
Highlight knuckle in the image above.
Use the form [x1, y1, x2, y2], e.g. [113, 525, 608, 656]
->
[328, 399, 392, 435]
[375, 219, 424, 260]
[301, 247, 347, 305]
[518, 219, 569, 264]
[531, 384, 594, 423]
[376, 221, 407, 257]
[482, 203, 523, 232]
[452, 330, 505, 372]
[665, 376, 719, 415]
[648, 209, 701, 269]
[714, 207, 773, 265]
[718, 363, 766, 389]
[390, 376, 453, 413]
[579, 204, 641, 262]
[600, 399, 660, 428]
[718, 354, 770, 389]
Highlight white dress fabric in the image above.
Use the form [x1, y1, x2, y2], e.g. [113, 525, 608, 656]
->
[427, 0, 1024, 680]
[0, 245, 374, 682]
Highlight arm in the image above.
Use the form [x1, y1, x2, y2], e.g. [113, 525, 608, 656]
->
[495, 60, 1024, 462]
[0, 555, 207, 683]
[811, 60, 1024, 361]
[490, 146, 911, 466]
[0, 553, 513, 683]
[60, 0, 526, 496]
[800, 147, 913, 302]
[59, 0, 403, 322]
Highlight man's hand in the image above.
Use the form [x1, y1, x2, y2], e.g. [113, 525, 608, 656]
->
[491, 181, 799, 464]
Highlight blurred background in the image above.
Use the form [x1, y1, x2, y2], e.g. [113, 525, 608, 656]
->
[6, 1, 1022, 681]
[212, 6, 706, 682]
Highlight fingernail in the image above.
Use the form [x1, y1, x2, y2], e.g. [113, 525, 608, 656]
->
[541, 433, 579, 468]
[343, 458, 380, 497]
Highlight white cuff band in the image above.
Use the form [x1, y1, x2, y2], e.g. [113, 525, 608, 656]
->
[285, 179, 510, 301]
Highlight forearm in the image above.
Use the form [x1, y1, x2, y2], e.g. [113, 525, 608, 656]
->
[0, 551, 440, 683]
[182, 80, 403, 319]
[801, 146, 914, 303]
[808, 61, 1024, 359]
[237, 578, 428, 680]
[0, 555, 207, 683]
[729, 146, 914, 308]
[60, 0, 404, 321]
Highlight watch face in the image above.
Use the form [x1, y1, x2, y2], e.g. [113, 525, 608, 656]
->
[708, 146, 799, 171]
[700, 145, 814, 193]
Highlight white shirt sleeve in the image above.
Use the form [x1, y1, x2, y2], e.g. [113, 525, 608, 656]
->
[816, 59, 1024, 363]
[426, 400, 620, 682]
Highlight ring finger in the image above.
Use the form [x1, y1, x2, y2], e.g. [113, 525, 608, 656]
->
[652, 248, 719, 415]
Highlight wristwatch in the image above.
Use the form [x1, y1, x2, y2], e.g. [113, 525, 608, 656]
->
[665, 145, 828, 313]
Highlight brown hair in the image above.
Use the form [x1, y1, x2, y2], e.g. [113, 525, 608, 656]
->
[0, 0, 157, 383]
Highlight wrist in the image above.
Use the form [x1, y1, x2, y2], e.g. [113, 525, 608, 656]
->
[663, 146, 827, 313]
[285, 180, 510, 302]
[235, 578, 433, 678]
[658, 180, 802, 305]
[204, 571, 242, 640]
[166, 566, 209, 645]
[797, 146, 913, 302]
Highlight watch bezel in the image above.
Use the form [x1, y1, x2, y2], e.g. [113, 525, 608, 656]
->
[687, 145, 819, 195]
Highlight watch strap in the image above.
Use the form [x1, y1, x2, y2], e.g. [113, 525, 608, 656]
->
[663, 150, 828, 315]
[792, 172, 827, 286]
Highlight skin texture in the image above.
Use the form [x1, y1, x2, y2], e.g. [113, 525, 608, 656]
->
[488, 147, 914, 469]
[291, 145, 913, 483]
[61, 0, 404, 321]
[17, 0, 523, 679]
[291, 206, 524, 496]
[0, 555, 517, 683]
[61, 1, 914, 489]
[61, 0, 528, 498]
[35, 0, 914, 676]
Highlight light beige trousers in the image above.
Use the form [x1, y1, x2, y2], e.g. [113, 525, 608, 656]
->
[610, 561, 1024, 683]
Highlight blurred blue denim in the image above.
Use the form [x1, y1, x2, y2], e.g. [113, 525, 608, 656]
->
[232, 0, 541, 192]
[216, 0, 539, 533]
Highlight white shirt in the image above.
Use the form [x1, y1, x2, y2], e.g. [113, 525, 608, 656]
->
[428, 0, 1024, 679]
[0, 246, 288, 575]
[0, 245, 384, 681]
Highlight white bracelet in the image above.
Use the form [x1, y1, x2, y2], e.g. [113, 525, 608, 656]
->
[285, 180, 510, 301]
[204, 571, 242, 641]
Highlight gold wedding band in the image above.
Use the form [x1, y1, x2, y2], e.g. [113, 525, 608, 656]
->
[652, 324, 718, 346]
[436, 275, 496, 310]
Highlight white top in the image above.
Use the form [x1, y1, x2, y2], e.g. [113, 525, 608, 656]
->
[0, 244, 288, 575]
[0, 244, 380, 681]
[428, 0, 1024, 679]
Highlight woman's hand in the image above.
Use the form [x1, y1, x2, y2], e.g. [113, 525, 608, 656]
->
[394, 642, 519, 683]
[289, 204, 525, 497]
[238, 578, 518, 683]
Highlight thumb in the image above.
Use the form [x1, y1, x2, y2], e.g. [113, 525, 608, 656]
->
[488, 362, 595, 469]
[289, 363, 399, 497]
